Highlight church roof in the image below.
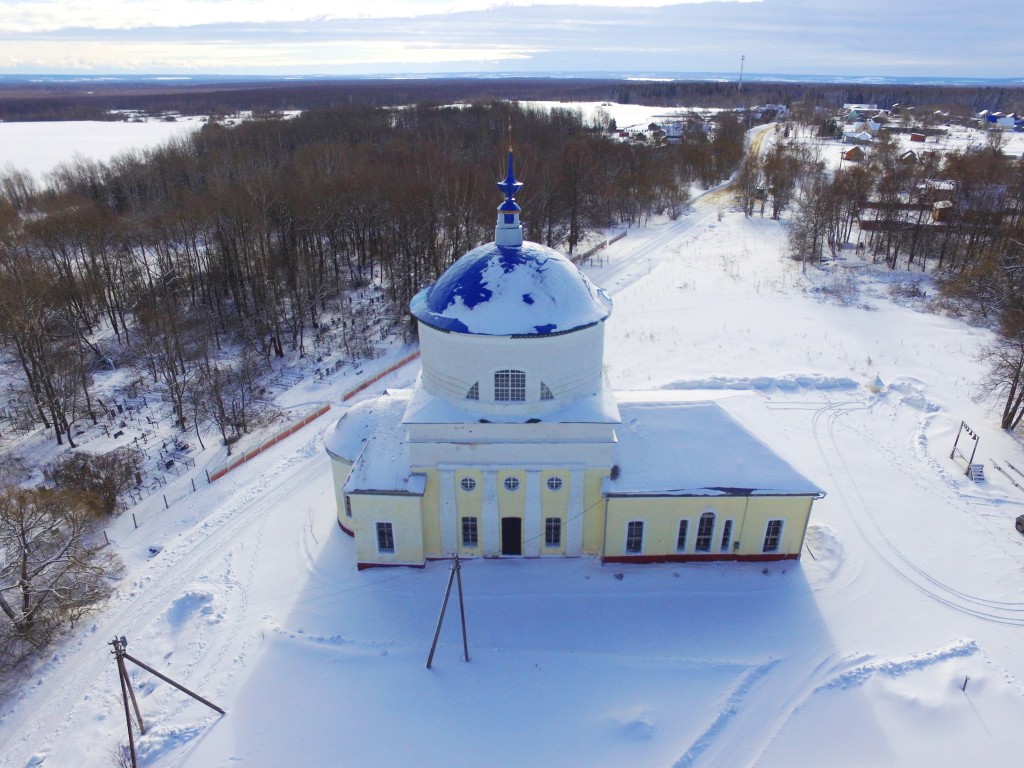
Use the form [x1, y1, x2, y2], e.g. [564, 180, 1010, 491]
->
[409, 241, 612, 336]
[324, 391, 425, 495]
[605, 394, 823, 498]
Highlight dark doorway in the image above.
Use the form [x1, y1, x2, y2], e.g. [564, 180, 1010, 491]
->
[501, 517, 522, 556]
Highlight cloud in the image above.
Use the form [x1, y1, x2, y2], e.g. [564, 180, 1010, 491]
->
[0, 0, 1020, 78]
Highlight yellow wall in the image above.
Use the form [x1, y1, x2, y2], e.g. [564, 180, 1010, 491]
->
[417, 468, 442, 558]
[455, 468, 484, 557]
[582, 469, 609, 555]
[350, 493, 425, 567]
[604, 495, 813, 559]
[738, 497, 813, 557]
[539, 470, 569, 555]
[497, 469, 526, 519]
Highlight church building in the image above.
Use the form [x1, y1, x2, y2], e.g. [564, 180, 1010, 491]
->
[325, 151, 823, 569]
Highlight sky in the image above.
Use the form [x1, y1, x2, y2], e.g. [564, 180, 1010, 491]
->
[0, 0, 1021, 80]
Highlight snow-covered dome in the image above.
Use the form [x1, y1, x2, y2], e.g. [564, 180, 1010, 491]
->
[408, 148, 612, 416]
[410, 241, 612, 336]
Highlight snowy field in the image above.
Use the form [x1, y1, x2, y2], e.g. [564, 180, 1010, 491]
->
[2, 116, 1024, 767]
[0, 117, 204, 183]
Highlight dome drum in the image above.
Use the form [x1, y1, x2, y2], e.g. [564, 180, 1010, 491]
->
[417, 322, 605, 417]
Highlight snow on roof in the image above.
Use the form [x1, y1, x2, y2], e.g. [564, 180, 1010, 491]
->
[402, 378, 621, 425]
[324, 391, 424, 495]
[409, 240, 612, 336]
[605, 393, 822, 498]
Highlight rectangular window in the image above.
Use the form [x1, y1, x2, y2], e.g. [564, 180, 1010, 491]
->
[344, 495, 352, 518]
[720, 520, 733, 552]
[763, 520, 784, 552]
[696, 513, 714, 552]
[376, 522, 395, 554]
[676, 520, 688, 552]
[545, 517, 562, 547]
[626, 521, 644, 554]
[494, 369, 526, 401]
[462, 516, 479, 547]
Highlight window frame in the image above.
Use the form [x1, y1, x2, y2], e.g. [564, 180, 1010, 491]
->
[494, 369, 526, 402]
[540, 382, 554, 401]
[376, 522, 395, 554]
[676, 519, 688, 552]
[625, 520, 644, 554]
[695, 511, 715, 552]
[466, 382, 479, 400]
[459, 477, 477, 492]
[503, 476, 521, 492]
[720, 519, 734, 552]
[462, 516, 479, 548]
[544, 517, 562, 548]
[763, 519, 784, 553]
[546, 476, 564, 492]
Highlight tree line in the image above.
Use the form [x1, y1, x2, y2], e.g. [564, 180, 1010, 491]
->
[1, 102, 746, 449]
[3, 76, 1021, 123]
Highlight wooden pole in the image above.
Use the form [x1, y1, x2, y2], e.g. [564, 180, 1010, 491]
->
[122, 652, 225, 715]
[426, 563, 457, 669]
[454, 554, 470, 662]
[111, 638, 138, 768]
[118, 653, 145, 734]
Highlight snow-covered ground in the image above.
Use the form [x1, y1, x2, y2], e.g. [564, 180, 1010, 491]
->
[2, 114, 1024, 767]
[0, 117, 204, 183]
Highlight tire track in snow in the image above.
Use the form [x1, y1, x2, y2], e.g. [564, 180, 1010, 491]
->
[586, 179, 733, 296]
[812, 399, 1024, 625]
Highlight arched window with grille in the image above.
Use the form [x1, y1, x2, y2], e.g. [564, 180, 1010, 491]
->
[695, 511, 715, 552]
[466, 382, 479, 400]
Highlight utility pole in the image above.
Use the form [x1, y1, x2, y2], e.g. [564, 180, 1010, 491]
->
[426, 554, 470, 669]
[738, 54, 745, 93]
[110, 635, 225, 767]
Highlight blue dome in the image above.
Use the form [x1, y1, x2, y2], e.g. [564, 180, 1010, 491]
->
[410, 241, 612, 336]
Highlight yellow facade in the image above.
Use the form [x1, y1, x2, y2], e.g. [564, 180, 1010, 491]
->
[582, 469, 610, 555]
[454, 468, 483, 557]
[349, 492, 425, 568]
[603, 495, 811, 560]
[539, 470, 568, 555]
[418, 468, 442, 558]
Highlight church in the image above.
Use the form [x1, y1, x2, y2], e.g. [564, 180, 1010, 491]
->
[324, 151, 823, 569]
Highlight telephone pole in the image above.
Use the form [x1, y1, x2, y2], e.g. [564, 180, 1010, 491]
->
[110, 635, 225, 767]
[426, 554, 470, 669]
[738, 55, 745, 93]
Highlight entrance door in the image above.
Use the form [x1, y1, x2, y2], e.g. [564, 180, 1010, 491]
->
[501, 517, 522, 556]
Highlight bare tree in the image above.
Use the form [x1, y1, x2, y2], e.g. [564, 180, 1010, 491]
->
[44, 448, 144, 516]
[977, 310, 1024, 430]
[0, 486, 122, 653]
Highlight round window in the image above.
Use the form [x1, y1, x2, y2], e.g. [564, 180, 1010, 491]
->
[546, 476, 563, 491]
[503, 476, 520, 492]
[460, 477, 477, 492]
